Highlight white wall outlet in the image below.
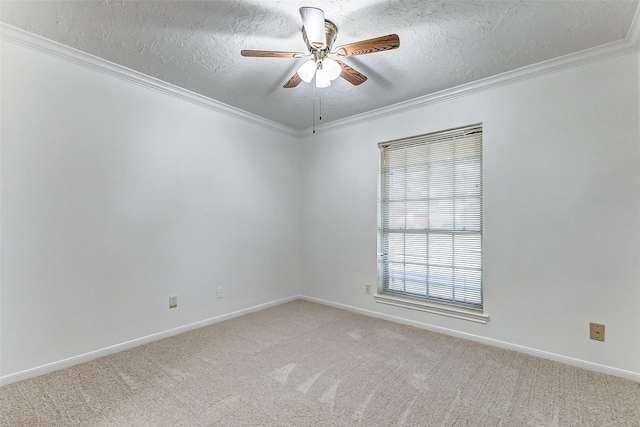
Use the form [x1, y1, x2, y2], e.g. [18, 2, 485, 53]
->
[169, 296, 177, 309]
[365, 283, 372, 294]
[217, 287, 224, 299]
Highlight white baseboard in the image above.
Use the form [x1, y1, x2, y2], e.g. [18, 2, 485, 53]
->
[4, 294, 637, 386]
[0, 295, 299, 386]
[300, 295, 640, 383]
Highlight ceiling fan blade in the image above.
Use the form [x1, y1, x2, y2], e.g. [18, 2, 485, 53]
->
[336, 60, 367, 86]
[300, 7, 326, 48]
[241, 50, 305, 58]
[334, 34, 400, 57]
[283, 73, 302, 88]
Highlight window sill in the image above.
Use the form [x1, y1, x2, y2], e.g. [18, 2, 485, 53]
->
[373, 293, 489, 324]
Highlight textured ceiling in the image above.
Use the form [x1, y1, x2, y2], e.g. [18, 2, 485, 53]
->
[1, 1, 638, 130]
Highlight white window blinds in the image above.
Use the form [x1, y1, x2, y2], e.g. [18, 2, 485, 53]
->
[378, 124, 483, 309]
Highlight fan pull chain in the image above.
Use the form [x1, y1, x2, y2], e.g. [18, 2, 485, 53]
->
[312, 74, 316, 133]
[319, 96, 322, 121]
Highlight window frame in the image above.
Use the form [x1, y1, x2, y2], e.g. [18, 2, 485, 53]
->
[376, 124, 487, 323]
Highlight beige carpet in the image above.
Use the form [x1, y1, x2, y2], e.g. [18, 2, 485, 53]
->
[1, 300, 639, 426]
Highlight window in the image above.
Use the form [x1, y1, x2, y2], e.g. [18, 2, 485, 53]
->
[377, 124, 484, 320]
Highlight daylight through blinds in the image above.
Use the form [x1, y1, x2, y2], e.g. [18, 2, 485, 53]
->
[378, 124, 483, 309]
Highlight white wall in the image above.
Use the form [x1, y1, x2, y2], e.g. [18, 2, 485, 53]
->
[300, 52, 640, 378]
[2, 30, 639, 384]
[1, 40, 300, 379]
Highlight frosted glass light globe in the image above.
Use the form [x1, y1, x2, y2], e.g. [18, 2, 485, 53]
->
[322, 58, 342, 81]
[298, 59, 317, 83]
[315, 68, 331, 88]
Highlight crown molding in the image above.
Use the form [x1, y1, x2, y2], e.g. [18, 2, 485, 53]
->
[0, 23, 299, 137]
[309, 11, 640, 135]
[3, 13, 639, 140]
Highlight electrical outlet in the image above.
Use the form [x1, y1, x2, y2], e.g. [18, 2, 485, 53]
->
[169, 296, 177, 309]
[217, 287, 224, 299]
[365, 283, 372, 294]
[589, 323, 605, 341]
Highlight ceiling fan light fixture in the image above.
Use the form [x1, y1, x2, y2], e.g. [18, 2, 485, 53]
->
[315, 67, 331, 88]
[298, 59, 318, 83]
[242, 6, 400, 92]
[322, 58, 342, 81]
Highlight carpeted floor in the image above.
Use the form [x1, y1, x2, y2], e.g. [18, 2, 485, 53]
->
[1, 300, 639, 426]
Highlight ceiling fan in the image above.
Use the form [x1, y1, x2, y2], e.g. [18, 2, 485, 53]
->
[241, 7, 400, 89]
